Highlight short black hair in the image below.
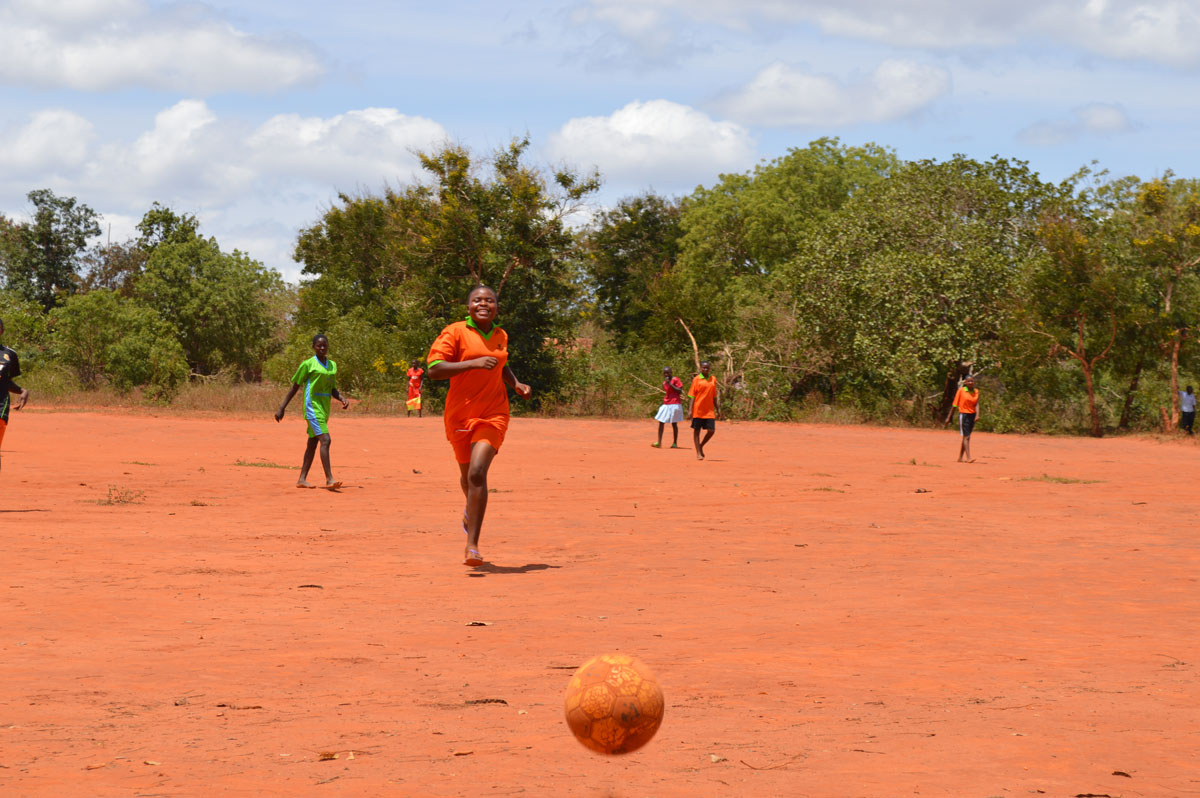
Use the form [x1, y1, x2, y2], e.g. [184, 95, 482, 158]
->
[312, 333, 328, 345]
[467, 284, 497, 302]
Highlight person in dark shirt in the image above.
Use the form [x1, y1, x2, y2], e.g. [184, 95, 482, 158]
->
[0, 318, 31, 473]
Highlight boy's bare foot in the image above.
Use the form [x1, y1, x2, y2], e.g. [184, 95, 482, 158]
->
[464, 546, 484, 566]
[319, 481, 343, 490]
[296, 480, 316, 488]
[696, 451, 705, 460]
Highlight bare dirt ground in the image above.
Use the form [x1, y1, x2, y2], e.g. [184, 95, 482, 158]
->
[1, 411, 1197, 797]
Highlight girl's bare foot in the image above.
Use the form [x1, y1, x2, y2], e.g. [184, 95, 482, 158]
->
[296, 480, 316, 488]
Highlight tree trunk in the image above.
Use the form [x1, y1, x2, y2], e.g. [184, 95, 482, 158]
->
[937, 361, 972, 420]
[1118, 360, 1143, 429]
[1082, 362, 1102, 437]
[1168, 332, 1183, 429]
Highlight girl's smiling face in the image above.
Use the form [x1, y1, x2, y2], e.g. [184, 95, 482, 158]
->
[468, 287, 498, 327]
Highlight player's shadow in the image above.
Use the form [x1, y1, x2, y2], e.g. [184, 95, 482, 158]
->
[0, 509, 50, 513]
[467, 562, 561, 577]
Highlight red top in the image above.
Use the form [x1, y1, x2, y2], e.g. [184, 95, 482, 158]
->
[406, 367, 424, 399]
[662, 377, 684, 405]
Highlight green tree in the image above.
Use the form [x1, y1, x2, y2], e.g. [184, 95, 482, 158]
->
[294, 138, 600, 402]
[777, 155, 1059, 416]
[1, 189, 101, 309]
[135, 237, 287, 377]
[581, 193, 683, 350]
[50, 289, 187, 398]
[1122, 175, 1200, 428]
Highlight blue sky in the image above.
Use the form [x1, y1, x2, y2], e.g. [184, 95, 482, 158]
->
[3, 0, 1199, 281]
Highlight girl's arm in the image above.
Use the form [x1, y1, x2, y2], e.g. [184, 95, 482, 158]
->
[428, 357, 497, 379]
[502, 365, 531, 399]
[331, 387, 350, 409]
[275, 383, 300, 422]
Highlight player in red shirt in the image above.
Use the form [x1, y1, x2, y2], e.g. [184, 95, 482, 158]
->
[652, 366, 685, 448]
[406, 362, 425, 417]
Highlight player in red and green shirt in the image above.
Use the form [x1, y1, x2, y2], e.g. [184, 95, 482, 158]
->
[427, 285, 531, 567]
[687, 361, 719, 461]
[275, 333, 350, 488]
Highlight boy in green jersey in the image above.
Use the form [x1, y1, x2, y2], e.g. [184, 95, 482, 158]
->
[275, 334, 349, 488]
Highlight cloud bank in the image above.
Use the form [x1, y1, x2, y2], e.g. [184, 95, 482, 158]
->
[0, 0, 325, 93]
[548, 99, 756, 188]
[716, 60, 950, 127]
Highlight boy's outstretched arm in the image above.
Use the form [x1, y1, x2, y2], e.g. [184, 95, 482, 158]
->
[331, 387, 350, 410]
[275, 384, 300, 422]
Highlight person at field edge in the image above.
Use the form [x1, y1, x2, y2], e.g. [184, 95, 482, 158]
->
[944, 375, 980, 463]
[0, 318, 31, 474]
[687, 361, 719, 461]
[406, 361, 425, 418]
[652, 366, 685, 449]
[274, 333, 350, 488]
[1180, 385, 1196, 435]
[427, 285, 531, 567]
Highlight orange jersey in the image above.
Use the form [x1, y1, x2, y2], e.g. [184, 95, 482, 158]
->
[953, 386, 980, 414]
[427, 319, 510, 440]
[688, 375, 718, 419]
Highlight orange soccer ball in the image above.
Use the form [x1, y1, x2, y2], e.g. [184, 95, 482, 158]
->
[564, 653, 664, 755]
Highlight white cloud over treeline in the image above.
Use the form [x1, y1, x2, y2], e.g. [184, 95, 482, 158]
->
[0, 0, 325, 93]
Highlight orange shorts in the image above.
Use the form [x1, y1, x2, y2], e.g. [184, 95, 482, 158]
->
[449, 422, 504, 464]
[0, 419, 6, 448]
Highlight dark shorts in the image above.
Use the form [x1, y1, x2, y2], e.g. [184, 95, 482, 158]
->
[958, 412, 976, 437]
[691, 417, 715, 431]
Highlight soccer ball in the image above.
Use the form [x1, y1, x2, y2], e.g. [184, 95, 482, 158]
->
[564, 653, 664, 755]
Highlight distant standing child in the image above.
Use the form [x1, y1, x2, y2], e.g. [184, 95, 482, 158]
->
[687, 361, 719, 461]
[1180, 385, 1196, 435]
[406, 362, 425, 418]
[944, 375, 980, 462]
[275, 333, 350, 489]
[427, 285, 531, 567]
[0, 318, 31, 474]
[652, 366, 685, 448]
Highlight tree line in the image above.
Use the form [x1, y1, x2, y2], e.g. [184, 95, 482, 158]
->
[2, 137, 1198, 436]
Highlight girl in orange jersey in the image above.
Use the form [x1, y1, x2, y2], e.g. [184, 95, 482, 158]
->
[427, 285, 531, 566]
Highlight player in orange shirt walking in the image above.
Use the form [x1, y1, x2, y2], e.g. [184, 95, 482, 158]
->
[944, 375, 980, 463]
[427, 285, 531, 566]
[687, 361, 720, 461]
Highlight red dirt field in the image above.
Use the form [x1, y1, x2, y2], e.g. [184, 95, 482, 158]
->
[1, 411, 1197, 797]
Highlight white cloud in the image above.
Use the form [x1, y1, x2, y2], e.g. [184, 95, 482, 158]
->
[547, 99, 756, 187]
[1, 101, 450, 281]
[0, 0, 324, 93]
[1017, 102, 1134, 147]
[716, 60, 950, 127]
[576, 0, 1200, 68]
[0, 109, 95, 177]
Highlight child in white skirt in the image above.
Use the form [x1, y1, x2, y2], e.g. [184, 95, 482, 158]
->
[652, 366, 685, 448]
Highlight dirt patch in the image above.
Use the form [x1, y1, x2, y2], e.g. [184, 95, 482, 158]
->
[1, 413, 1197, 796]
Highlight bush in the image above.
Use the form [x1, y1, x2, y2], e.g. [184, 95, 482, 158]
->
[50, 290, 188, 399]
